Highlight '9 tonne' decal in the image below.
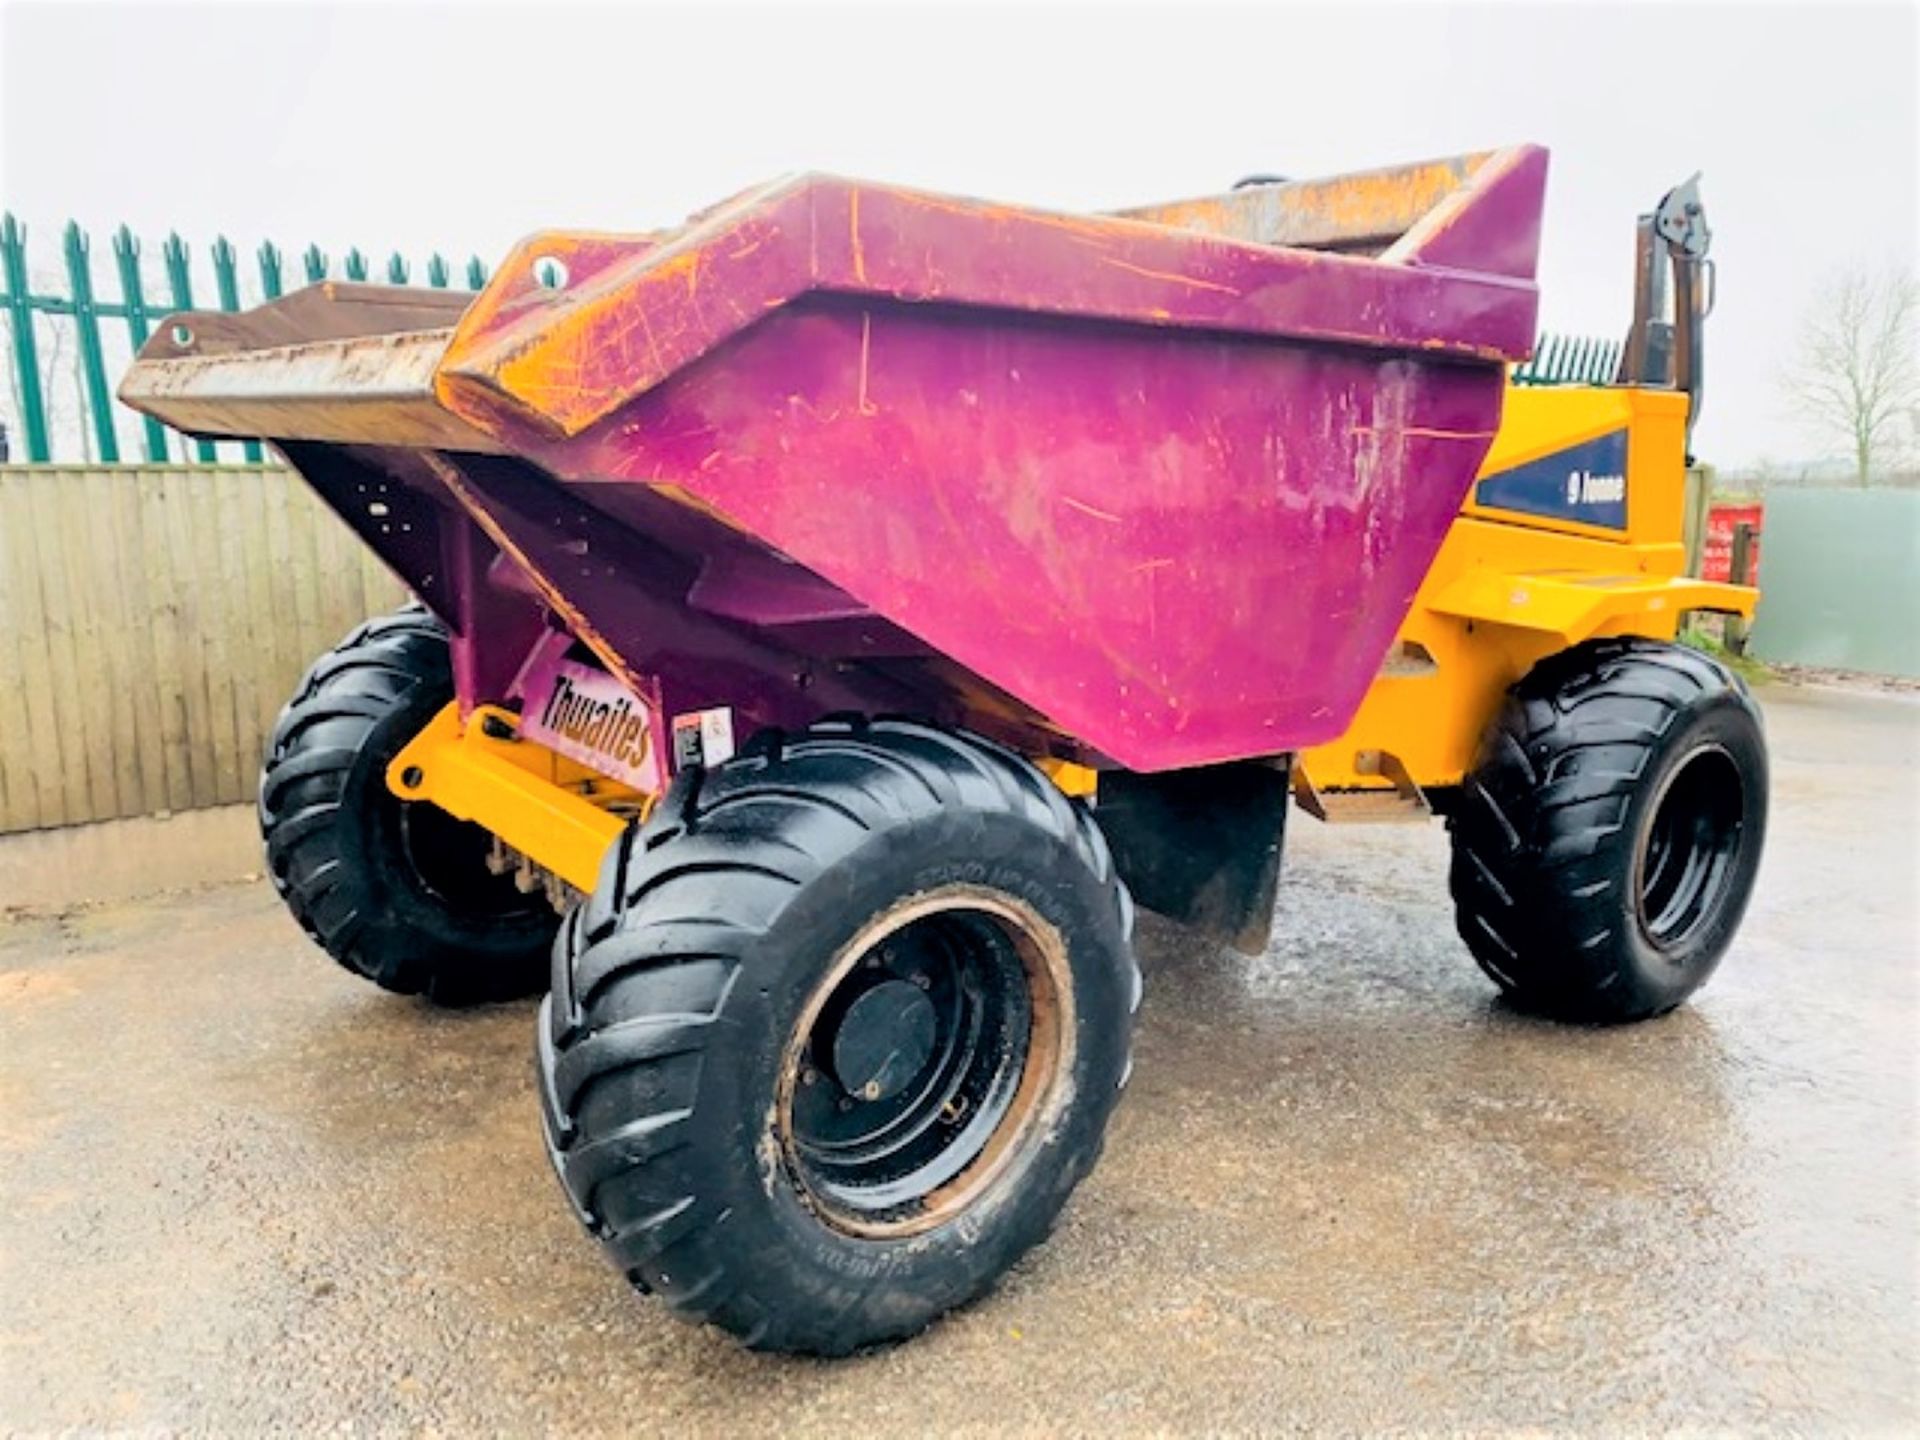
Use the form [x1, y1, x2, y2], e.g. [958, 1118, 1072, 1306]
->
[1475, 430, 1629, 529]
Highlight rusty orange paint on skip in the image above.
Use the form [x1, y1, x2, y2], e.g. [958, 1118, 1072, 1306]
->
[434, 228, 669, 430]
[1302, 161, 1480, 229]
[1098, 257, 1241, 295]
[1120, 154, 1485, 246]
[431, 166, 1542, 446]
[850, 186, 866, 283]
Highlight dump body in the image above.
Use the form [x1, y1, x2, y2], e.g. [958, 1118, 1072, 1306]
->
[121, 148, 1548, 772]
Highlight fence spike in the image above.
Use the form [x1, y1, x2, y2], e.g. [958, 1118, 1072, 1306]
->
[211, 238, 240, 309]
[344, 247, 368, 281]
[427, 253, 449, 288]
[303, 243, 328, 284]
[1516, 334, 1541, 385]
[112, 222, 171, 461]
[162, 232, 217, 462]
[1, 212, 52, 460]
[258, 240, 284, 300]
[62, 219, 120, 463]
[210, 236, 263, 461]
[466, 255, 488, 290]
[387, 252, 409, 284]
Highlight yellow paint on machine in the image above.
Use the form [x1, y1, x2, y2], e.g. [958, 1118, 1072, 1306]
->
[1037, 757, 1100, 798]
[1298, 385, 1756, 796]
[386, 703, 633, 893]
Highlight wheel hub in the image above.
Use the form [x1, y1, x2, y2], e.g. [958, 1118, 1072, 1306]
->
[777, 885, 1073, 1238]
[1636, 742, 1746, 950]
[829, 978, 938, 1102]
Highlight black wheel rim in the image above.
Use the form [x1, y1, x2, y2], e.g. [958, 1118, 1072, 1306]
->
[778, 886, 1072, 1237]
[1635, 742, 1746, 950]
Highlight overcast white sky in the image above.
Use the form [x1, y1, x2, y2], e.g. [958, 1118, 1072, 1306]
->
[2, 0, 1915, 467]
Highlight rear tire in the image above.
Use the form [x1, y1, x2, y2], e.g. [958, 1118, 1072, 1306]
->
[259, 607, 558, 1004]
[537, 718, 1138, 1355]
[1448, 638, 1767, 1023]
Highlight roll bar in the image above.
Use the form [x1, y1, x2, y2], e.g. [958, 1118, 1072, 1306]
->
[1620, 175, 1714, 446]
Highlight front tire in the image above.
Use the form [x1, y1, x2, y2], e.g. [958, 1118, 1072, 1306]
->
[1449, 638, 1768, 1023]
[259, 607, 559, 1004]
[537, 719, 1137, 1355]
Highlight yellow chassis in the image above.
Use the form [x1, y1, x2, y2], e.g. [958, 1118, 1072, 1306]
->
[387, 382, 1757, 877]
[387, 703, 633, 893]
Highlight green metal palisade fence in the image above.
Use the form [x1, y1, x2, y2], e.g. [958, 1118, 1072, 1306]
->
[0, 214, 490, 465]
[1511, 332, 1624, 388]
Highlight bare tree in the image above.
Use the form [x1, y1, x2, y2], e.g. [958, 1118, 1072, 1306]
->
[1782, 267, 1919, 486]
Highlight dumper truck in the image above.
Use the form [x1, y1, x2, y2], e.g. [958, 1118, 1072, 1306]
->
[119, 146, 1766, 1355]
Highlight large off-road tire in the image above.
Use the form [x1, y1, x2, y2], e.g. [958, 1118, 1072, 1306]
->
[259, 607, 558, 1004]
[537, 718, 1137, 1355]
[1449, 638, 1768, 1023]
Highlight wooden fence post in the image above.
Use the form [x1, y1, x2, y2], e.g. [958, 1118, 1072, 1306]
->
[1726, 522, 1755, 655]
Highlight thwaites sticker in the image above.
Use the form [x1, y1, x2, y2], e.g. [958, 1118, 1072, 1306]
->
[519, 657, 664, 792]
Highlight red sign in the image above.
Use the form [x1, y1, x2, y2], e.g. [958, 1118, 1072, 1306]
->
[1701, 502, 1764, 584]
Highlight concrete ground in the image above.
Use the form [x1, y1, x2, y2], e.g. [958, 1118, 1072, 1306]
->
[2, 683, 1915, 1434]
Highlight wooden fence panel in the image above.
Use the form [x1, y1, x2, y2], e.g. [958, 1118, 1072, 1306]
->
[0, 464, 406, 833]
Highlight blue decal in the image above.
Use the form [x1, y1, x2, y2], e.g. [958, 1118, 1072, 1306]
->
[1475, 430, 1629, 529]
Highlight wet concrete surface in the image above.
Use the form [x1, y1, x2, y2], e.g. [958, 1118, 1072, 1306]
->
[3, 682, 1915, 1433]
